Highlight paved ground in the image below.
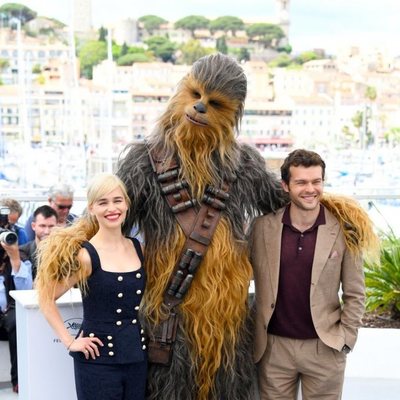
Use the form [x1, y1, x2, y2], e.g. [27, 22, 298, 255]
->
[1, 378, 400, 399]
[342, 378, 400, 400]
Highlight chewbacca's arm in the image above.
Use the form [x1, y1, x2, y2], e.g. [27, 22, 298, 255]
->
[117, 141, 178, 244]
[237, 144, 288, 216]
[116, 142, 153, 236]
[321, 193, 380, 260]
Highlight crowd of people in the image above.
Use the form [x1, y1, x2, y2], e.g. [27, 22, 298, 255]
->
[0, 183, 77, 394]
[0, 54, 378, 400]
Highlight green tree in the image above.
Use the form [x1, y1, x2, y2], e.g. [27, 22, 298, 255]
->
[117, 53, 150, 65]
[120, 42, 128, 57]
[138, 15, 167, 34]
[36, 75, 45, 85]
[294, 50, 321, 64]
[39, 27, 55, 36]
[246, 23, 285, 48]
[145, 36, 168, 49]
[238, 47, 250, 62]
[127, 46, 147, 55]
[174, 15, 210, 38]
[112, 42, 135, 60]
[341, 125, 356, 144]
[156, 42, 176, 62]
[384, 127, 400, 146]
[179, 39, 212, 65]
[277, 44, 292, 54]
[352, 110, 363, 130]
[98, 26, 107, 42]
[216, 36, 228, 54]
[209, 16, 244, 36]
[0, 3, 37, 25]
[352, 109, 374, 148]
[44, 17, 65, 29]
[32, 63, 41, 74]
[0, 58, 9, 70]
[365, 86, 377, 101]
[145, 36, 176, 62]
[269, 53, 293, 68]
[0, 58, 9, 85]
[78, 40, 107, 79]
[363, 87, 377, 146]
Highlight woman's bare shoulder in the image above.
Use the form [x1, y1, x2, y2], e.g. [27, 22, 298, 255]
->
[77, 246, 92, 274]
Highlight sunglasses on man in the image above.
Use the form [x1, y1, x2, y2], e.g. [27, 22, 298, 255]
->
[55, 204, 73, 210]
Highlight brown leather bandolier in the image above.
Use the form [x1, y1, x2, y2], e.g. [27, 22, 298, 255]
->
[147, 149, 230, 365]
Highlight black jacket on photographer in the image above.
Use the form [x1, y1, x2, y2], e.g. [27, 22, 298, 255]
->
[0, 255, 18, 387]
[1, 238, 33, 389]
[0, 255, 17, 316]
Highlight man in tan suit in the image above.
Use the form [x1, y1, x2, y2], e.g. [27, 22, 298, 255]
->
[249, 149, 366, 400]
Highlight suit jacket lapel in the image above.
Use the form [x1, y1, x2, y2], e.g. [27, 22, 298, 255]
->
[311, 209, 340, 294]
[264, 209, 284, 298]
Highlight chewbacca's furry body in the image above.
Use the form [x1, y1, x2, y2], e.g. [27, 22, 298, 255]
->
[118, 141, 286, 400]
[117, 53, 286, 399]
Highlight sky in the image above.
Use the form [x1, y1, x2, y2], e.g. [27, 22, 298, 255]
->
[2, 0, 400, 54]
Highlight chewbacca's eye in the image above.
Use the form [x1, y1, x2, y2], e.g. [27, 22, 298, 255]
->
[192, 91, 201, 99]
[209, 100, 220, 108]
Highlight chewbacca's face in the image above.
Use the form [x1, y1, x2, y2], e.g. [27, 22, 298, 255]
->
[161, 75, 241, 195]
[158, 53, 247, 194]
[161, 53, 246, 144]
[173, 77, 240, 135]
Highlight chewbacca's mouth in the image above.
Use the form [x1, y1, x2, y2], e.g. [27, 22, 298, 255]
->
[185, 114, 208, 127]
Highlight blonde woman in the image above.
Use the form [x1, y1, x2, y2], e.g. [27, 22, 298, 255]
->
[36, 174, 147, 400]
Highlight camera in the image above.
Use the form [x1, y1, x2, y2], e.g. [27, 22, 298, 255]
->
[0, 207, 18, 245]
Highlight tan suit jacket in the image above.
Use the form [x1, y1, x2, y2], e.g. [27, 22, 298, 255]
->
[250, 207, 365, 363]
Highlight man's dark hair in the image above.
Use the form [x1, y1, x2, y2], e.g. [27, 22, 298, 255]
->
[33, 205, 58, 222]
[281, 149, 326, 184]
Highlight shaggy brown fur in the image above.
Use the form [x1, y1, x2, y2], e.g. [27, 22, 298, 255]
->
[321, 193, 380, 262]
[118, 53, 287, 399]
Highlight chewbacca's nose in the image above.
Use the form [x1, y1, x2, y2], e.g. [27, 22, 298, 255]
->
[194, 102, 207, 114]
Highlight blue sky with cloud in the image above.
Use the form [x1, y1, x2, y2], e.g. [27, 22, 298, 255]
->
[6, 0, 400, 54]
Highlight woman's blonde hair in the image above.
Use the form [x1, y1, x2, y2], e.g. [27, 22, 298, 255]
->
[86, 173, 131, 210]
[35, 173, 130, 306]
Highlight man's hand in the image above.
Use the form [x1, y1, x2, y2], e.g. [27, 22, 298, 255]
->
[0, 241, 22, 273]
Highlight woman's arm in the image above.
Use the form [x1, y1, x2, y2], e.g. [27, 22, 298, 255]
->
[40, 277, 79, 349]
[40, 249, 103, 359]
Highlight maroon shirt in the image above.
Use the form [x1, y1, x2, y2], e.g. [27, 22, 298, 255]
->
[268, 204, 326, 339]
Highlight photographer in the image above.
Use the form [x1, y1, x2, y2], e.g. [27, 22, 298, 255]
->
[0, 207, 33, 394]
[19, 205, 58, 281]
[0, 198, 28, 245]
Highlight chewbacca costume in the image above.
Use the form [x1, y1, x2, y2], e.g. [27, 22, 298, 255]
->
[117, 53, 287, 399]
